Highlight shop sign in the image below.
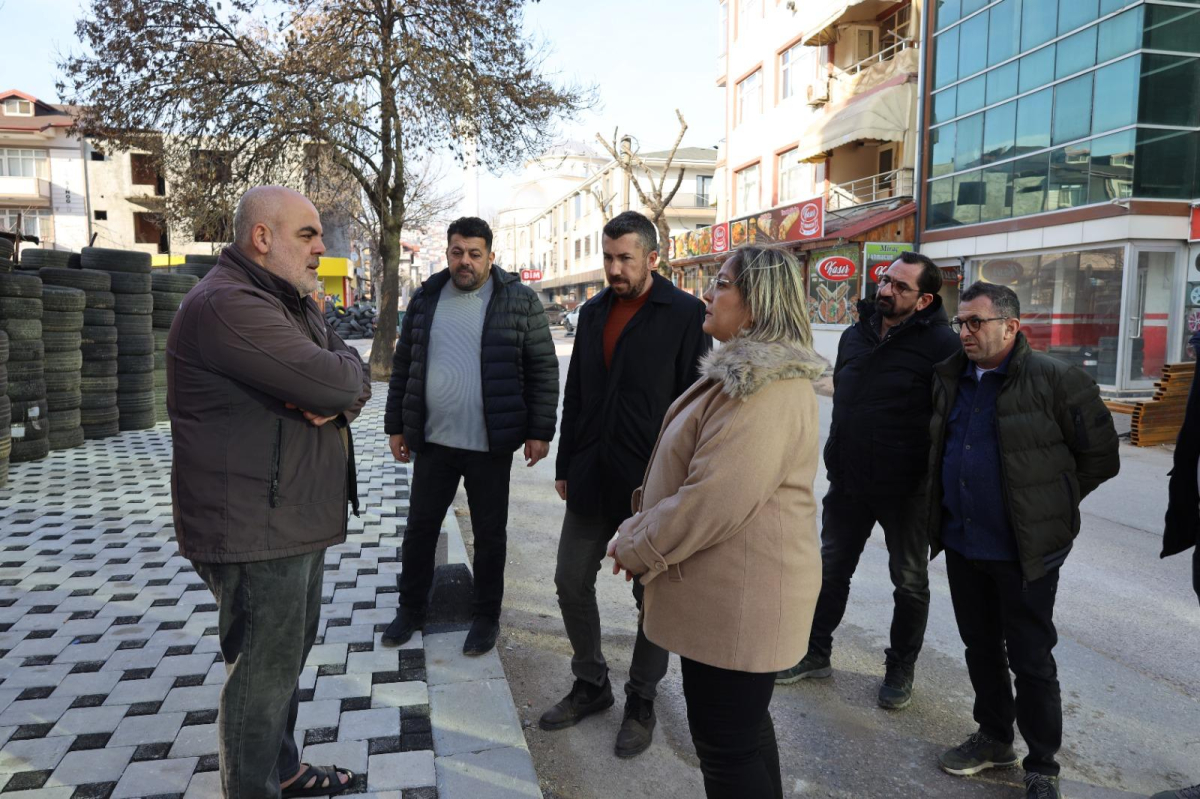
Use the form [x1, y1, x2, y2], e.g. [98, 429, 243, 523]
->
[981, 259, 1024, 284]
[807, 245, 862, 327]
[519, 269, 543, 282]
[674, 232, 690, 259]
[1190, 206, 1200, 242]
[712, 223, 729, 253]
[688, 227, 713, 257]
[863, 242, 912, 283]
[816, 255, 856, 281]
[728, 195, 826, 249]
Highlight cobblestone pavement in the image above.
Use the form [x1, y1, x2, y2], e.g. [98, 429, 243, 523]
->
[0, 400, 443, 799]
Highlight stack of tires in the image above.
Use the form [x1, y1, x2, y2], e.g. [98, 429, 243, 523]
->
[151, 272, 197, 422]
[0, 272, 49, 464]
[44, 266, 119, 440]
[177, 253, 219, 279]
[0, 331, 9, 487]
[0, 238, 14, 270]
[18, 248, 74, 272]
[41, 282, 86, 451]
[82, 248, 156, 431]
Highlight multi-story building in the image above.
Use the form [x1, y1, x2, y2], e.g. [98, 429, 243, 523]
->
[0, 90, 89, 251]
[918, 0, 1198, 395]
[493, 142, 718, 305]
[676, 0, 927, 361]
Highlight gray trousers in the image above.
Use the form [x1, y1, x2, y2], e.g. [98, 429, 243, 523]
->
[554, 509, 670, 701]
[193, 549, 324, 799]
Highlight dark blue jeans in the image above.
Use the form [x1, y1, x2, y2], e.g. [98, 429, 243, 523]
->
[806, 483, 930, 667]
[193, 549, 325, 799]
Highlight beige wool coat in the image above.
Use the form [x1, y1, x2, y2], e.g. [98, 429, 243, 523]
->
[613, 337, 825, 673]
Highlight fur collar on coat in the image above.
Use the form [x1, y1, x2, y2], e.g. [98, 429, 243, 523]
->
[699, 337, 827, 400]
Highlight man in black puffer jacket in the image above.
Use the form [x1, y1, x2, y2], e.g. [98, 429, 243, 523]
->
[381, 217, 558, 656]
[777, 251, 960, 713]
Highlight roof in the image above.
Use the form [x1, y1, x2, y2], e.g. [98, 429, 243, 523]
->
[641, 146, 718, 163]
[0, 90, 76, 133]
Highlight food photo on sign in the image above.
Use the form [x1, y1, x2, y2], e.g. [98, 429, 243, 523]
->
[807, 245, 862, 326]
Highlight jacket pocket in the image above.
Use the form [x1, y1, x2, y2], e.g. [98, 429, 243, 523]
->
[269, 419, 282, 508]
[667, 563, 683, 582]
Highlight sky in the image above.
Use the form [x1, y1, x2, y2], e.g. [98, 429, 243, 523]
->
[1, 0, 725, 219]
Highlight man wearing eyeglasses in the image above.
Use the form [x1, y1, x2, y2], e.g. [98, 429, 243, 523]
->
[925, 281, 1119, 799]
[777, 251, 960, 712]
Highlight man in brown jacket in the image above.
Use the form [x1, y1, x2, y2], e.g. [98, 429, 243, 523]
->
[168, 186, 371, 799]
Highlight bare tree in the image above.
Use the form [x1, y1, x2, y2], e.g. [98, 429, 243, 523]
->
[61, 0, 588, 379]
[595, 109, 689, 271]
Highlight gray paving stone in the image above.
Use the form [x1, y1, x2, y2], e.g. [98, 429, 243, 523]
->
[0, 787, 75, 799]
[306, 643, 349, 667]
[436, 747, 542, 798]
[182, 769, 222, 799]
[424, 632, 507, 686]
[296, 700, 342, 731]
[0, 696, 76, 727]
[47, 745, 136, 786]
[108, 711, 186, 747]
[371, 682, 429, 709]
[152, 654, 217, 680]
[48, 705, 131, 736]
[367, 750, 435, 791]
[48, 671, 123, 698]
[347, 650, 400, 674]
[337, 708, 399, 741]
[104, 676, 175, 706]
[314, 673, 373, 701]
[300, 740, 368, 776]
[0, 665, 72, 689]
[159, 684, 223, 714]
[0, 735, 75, 775]
[169, 722, 217, 757]
[111, 756, 199, 799]
[430, 680, 526, 757]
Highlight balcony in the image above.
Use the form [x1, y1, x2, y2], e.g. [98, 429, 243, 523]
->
[0, 175, 51, 206]
[827, 167, 914, 211]
[844, 37, 913, 77]
[667, 193, 715, 209]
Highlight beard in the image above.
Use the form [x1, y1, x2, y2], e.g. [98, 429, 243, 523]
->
[452, 266, 484, 290]
[611, 271, 649, 297]
[877, 295, 901, 318]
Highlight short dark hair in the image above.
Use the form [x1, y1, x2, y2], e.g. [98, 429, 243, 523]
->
[961, 280, 1021, 319]
[447, 217, 493, 251]
[896, 250, 943, 296]
[602, 211, 657, 255]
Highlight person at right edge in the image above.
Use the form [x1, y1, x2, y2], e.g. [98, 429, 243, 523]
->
[926, 281, 1119, 799]
[1151, 327, 1200, 799]
[776, 251, 960, 711]
[538, 211, 710, 758]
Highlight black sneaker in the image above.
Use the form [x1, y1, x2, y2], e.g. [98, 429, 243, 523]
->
[538, 677, 615, 731]
[1024, 772, 1062, 799]
[1151, 785, 1200, 799]
[380, 608, 424, 647]
[614, 694, 656, 759]
[877, 661, 913, 710]
[462, 616, 499, 656]
[938, 731, 1020, 776]
[776, 651, 832, 685]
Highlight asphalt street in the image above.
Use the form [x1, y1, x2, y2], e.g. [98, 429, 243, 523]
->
[453, 327, 1199, 799]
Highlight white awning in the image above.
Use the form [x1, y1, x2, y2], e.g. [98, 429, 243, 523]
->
[802, 0, 901, 46]
[796, 81, 916, 163]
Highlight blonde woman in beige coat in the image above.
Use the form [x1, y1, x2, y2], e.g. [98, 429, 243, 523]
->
[607, 245, 825, 798]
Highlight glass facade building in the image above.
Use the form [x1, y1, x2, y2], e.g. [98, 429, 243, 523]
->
[926, 0, 1200, 228]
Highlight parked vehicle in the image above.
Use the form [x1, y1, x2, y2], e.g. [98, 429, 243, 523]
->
[564, 306, 581, 333]
[543, 302, 568, 325]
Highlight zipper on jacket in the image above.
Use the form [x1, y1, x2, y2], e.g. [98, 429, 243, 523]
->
[268, 419, 282, 508]
[1071, 406, 1089, 449]
[477, 272, 502, 452]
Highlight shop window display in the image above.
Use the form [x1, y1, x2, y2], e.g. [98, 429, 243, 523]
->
[808, 245, 862, 326]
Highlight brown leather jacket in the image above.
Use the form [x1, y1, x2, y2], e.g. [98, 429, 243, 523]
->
[167, 245, 371, 563]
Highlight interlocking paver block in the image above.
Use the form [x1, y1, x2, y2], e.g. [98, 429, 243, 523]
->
[367, 750, 435, 791]
[108, 712, 186, 747]
[46, 745, 135, 786]
[110, 756, 199, 798]
[0, 735, 75, 775]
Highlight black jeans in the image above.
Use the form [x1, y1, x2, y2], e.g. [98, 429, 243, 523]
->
[553, 509, 670, 701]
[807, 483, 930, 667]
[399, 443, 513, 620]
[193, 550, 324, 799]
[681, 657, 782, 799]
[945, 548, 1062, 777]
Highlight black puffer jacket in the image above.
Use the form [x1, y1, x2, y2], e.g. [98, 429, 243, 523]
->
[383, 265, 558, 453]
[924, 333, 1121, 581]
[1163, 329, 1200, 558]
[825, 295, 961, 494]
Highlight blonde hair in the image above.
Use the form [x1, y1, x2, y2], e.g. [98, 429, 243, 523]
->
[729, 246, 818, 348]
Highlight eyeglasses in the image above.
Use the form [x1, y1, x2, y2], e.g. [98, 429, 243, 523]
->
[878, 275, 922, 295]
[706, 276, 739, 293]
[951, 316, 1009, 333]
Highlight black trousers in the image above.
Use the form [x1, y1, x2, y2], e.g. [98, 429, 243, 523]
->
[807, 483, 930, 667]
[398, 443, 513, 620]
[680, 657, 782, 799]
[945, 548, 1062, 777]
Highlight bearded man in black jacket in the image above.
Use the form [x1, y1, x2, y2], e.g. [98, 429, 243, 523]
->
[777, 251, 960, 711]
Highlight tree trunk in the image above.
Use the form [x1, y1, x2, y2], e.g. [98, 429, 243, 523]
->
[653, 213, 674, 275]
[369, 221, 403, 382]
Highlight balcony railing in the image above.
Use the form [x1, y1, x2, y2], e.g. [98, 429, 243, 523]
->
[827, 167, 914, 211]
[0, 175, 51, 205]
[844, 37, 913, 76]
[667, 192, 714, 209]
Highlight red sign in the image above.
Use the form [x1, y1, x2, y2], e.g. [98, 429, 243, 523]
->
[712, 223, 729, 253]
[520, 269, 543, 282]
[1191, 207, 1200, 243]
[798, 198, 823, 238]
[869, 262, 889, 283]
[816, 256, 856, 281]
[981, 259, 1023, 284]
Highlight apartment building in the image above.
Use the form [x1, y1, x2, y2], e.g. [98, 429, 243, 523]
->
[679, 0, 926, 361]
[493, 141, 718, 305]
[0, 90, 89, 251]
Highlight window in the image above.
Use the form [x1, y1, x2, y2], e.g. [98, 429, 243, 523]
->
[738, 0, 761, 31]
[930, 124, 957, 177]
[957, 75, 986, 116]
[719, 2, 728, 56]
[0, 148, 48, 179]
[1143, 4, 1200, 52]
[94, 210, 107, 221]
[937, 0, 962, 29]
[778, 149, 812, 202]
[134, 212, 168, 253]
[934, 27, 960, 89]
[1049, 142, 1092, 209]
[986, 62, 1018, 105]
[190, 149, 234, 184]
[1055, 26, 1097, 80]
[574, 238, 581, 259]
[1019, 47, 1055, 94]
[1022, 0, 1058, 52]
[573, 193, 582, 220]
[1012, 153, 1050, 217]
[1016, 88, 1053, 154]
[1088, 130, 1135, 202]
[954, 112, 984, 172]
[130, 153, 161, 188]
[1135, 128, 1198, 199]
[880, 5, 912, 48]
[735, 164, 760, 214]
[0, 208, 49, 238]
[779, 43, 806, 102]
[737, 70, 762, 125]
[981, 161, 1014, 221]
[2, 98, 33, 116]
[1058, 0, 1099, 37]
[982, 101, 1017, 164]
[696, 175, 712, 205]
[958, 12, 989, 80]
[933, 87, 957, 125]
[1092, 56, 1138, 136]
[90, 147, 105, 162]
[1097, 7, 1141, 63]
[987, 0, 1020, 68]
[1052, 73, 1094, 145]
[1140, 54, 1200, 129]
[953, 172, 983, 225]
